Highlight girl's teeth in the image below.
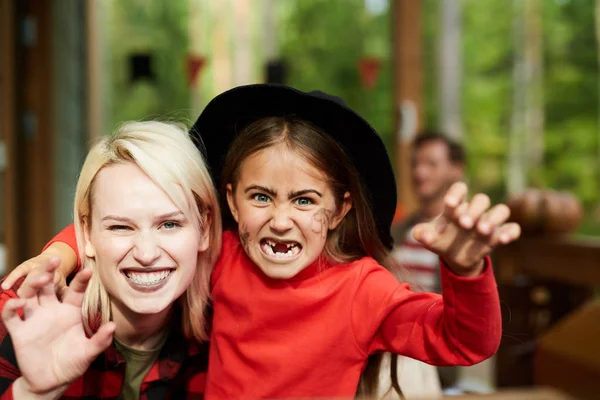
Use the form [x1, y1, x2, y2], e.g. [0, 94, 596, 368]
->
[261, 241, 301, 258]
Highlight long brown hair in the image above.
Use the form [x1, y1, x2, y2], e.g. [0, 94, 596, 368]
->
[221, 116, 404, 398]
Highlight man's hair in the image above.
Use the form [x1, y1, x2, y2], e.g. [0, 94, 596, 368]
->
[413, 131, 465, 165]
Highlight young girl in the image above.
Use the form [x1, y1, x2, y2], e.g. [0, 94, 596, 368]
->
[4, 85, 520, 399]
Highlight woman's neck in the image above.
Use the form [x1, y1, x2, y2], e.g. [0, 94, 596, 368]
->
[111, 302, 173, 350]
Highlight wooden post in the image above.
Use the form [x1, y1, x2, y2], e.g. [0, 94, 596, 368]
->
[439, 0, 463, 141]
[87, 0, 103, 142]
[232, 0, 252, 87]
[392, 0, 422, 215]
[15, 0, 53, 262]
[212, 0, 232, 94]
[189, 0, 204, 116]
[0, 0, 16, 270]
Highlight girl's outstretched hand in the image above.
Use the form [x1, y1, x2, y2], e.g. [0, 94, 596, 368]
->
[412, 182, 521, 277]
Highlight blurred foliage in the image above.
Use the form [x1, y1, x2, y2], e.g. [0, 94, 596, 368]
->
[107, 0, 600, 234]
[106, 0, 192, 129]
[278, 0, 394, 151]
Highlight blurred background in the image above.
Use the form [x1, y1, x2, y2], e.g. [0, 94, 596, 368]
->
[1, 0, 599, 398]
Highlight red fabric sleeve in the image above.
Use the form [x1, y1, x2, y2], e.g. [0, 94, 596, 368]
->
[0, 281, 23, 398]
[43, 224, 80, 274]
[351, 256, 501, 366]
[0, 383, 14, 400]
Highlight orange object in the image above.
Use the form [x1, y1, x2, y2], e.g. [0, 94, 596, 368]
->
[358, 57, 381, 90]
[187, 54, 206, 86]
[506, 189, 583, 234]
[392, 203, 407, 225]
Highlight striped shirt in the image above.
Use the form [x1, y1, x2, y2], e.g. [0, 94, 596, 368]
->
[391, 214, 441, 293]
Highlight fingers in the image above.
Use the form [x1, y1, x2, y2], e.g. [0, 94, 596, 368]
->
[443, 182, 468, 209]
[62, 269, 93, 307]
[456, 194, 491, 229]
[16, 258, 60, 299]
[411, 223, 431, 246]
[1, 254, 59, 290]
[86, 322, 116, 359]
[17, 272, 52, 301]
[477, 204, 511, 236]
[1, 298, 27, 331]
[54, 273, 69, 300]
[1, 267, 25, 290]
[37, 281, 60, 307]
[442, 183, 490, 231]
[1, 263, 31, 290]
[416, 182, 522, 254]
[490, 222, 522, 246]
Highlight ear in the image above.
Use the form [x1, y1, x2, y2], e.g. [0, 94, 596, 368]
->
[198, 210, 212, 252]
[329, 192, 352, 230]
[226, 183, 240, 223]
[83, 218, 96, 259]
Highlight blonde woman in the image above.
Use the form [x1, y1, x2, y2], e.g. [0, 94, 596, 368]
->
[0, 121, 221, 399]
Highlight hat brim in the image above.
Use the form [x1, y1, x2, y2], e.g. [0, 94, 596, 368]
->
[191, 84, 397, 249]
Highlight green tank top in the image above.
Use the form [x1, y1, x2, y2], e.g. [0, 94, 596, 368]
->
[113, 333, 169, 400]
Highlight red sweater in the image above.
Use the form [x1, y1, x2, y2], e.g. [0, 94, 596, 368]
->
[208, 231, 500, 399]
[47, 226, 502, 399]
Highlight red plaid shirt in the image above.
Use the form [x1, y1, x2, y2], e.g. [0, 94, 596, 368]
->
[0, 278, 208, 400]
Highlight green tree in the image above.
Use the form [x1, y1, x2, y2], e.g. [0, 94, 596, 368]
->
[107, 0, 191, 129]
[278, 0, 393, 149]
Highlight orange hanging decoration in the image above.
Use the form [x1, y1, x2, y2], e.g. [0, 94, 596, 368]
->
[187, 54, 206, 86]
[358, 57, 381, 90]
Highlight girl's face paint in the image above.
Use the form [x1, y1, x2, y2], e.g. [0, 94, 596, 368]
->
[227, 145, 351, 279]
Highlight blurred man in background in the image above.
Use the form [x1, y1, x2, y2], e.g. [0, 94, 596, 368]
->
[392, 131, 465, 294]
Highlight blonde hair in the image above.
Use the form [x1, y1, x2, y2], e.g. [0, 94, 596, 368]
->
[74, 121, 222, 342]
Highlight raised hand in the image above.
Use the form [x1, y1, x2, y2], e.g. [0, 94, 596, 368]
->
[2, 257, 115, 396]
[412, 182, 521, 277]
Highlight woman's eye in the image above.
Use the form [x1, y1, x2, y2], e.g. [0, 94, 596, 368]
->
[252, 193, 271, 203]
[294, 197, 313, 206]
[162, 221, 181, 230]
[109, 225, 131, 231]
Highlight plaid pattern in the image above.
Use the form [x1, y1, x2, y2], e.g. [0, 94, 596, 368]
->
[0, 278, 208, 400]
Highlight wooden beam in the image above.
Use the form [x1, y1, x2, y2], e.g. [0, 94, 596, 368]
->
[495, 235, 600, 287]
[18, 0, 53, 260]
[0, 0, 16, 270]
[392, 0, 422, 214]
[87, 0, 102, 142]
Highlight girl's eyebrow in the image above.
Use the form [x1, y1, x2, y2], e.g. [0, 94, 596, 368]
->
[288, 189, 322, 199]
[244, 185, 277, 197]
[243, 186, 322, 199]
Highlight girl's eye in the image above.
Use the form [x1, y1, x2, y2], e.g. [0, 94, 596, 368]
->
[294, 197, 313, 206]
[162, 221, 181, 230]
[252, 193, 271, 203]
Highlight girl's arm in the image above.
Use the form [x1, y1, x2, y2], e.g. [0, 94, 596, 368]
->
[352, 258, 501, 366]
[1, 225, 79, 293]
[352, 182, 518, 365]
